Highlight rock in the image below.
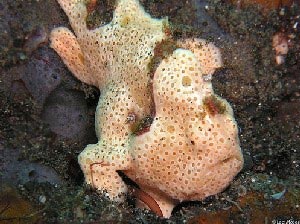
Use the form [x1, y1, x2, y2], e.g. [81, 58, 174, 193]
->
[22, 47, 63, 106]
[0, 143, 62, 185]
[41, 88, 90, 141]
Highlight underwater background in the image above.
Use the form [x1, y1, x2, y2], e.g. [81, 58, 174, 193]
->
[0, 0, 299, 223]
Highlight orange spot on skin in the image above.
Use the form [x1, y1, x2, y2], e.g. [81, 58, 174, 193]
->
[87, 0, 97, 13]
[78, 53, 85, 64]
[203, 95, 226, 116]
[164, 26, 172, 37]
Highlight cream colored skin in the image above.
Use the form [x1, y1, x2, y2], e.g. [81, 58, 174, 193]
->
[126, 49, 244, 217]
[50, 0, 244, 218]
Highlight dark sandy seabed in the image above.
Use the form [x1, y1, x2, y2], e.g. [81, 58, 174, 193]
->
[0, 0, 299, 223]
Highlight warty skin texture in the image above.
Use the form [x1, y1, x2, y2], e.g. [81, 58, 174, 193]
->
[50, 0, 244, 218]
